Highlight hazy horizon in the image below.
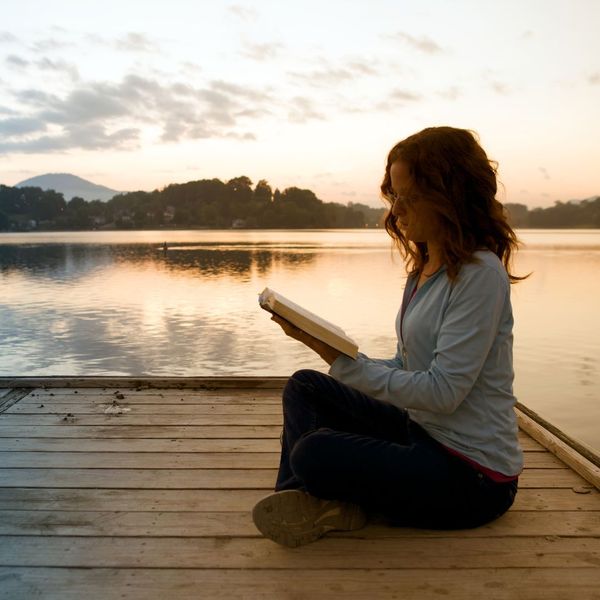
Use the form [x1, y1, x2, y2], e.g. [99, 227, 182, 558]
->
[2, 0, 599, 209]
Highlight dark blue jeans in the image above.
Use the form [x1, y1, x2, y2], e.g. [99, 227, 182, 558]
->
[276, 369, 517, 529]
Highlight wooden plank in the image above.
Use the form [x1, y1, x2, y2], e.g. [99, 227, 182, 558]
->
[6, 450, 548, 470]
[0, 509, 598, 538]
[517, 409, 600, 490]
[0, 436, 547, 453]
[3, 568, 600, 600]
[0, 425, 545, 451]
[0, 487, 597, 512]
[18, 392, 282, 404]
[5, 402, 283, 415]
[0, 536, 598, 568]
[0, 468, 590, 489]
[0, 438, 283, 452]
[0, 468, 276, 488]
[512, 487, 600, 510]
[0, 488, 266, 511]
[517, 403, 599, 467]
[0, 425, 283, 438]
[24, 389, 283, 398]
[0, 451, 281, 469]
[523, 452, 569, 468]
[0, 388, 30, 414]
[0, 414, 285, 426]
[472, 468, 587, 488]
[0, 377, 288, 389]
[0, 407, 283, 429]
[0, 450, 565, 470]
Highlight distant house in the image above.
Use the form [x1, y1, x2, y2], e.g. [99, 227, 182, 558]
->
[115, 210, 133, 223]
[231, 219, 246, 229]
[163, 206, 175, 223]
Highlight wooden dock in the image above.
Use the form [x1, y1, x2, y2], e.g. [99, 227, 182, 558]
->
[0, 377, 598, 599]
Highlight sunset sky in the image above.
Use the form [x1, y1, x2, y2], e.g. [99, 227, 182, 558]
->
[1, 0, 599, 208]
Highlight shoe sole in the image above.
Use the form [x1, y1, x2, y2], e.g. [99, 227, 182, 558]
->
[252, 490, 367, 548]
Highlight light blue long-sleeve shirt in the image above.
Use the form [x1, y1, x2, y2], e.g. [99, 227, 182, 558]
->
[329, 250, 523, 476]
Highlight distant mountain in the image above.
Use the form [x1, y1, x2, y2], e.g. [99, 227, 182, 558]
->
[15, 173, 121, 202]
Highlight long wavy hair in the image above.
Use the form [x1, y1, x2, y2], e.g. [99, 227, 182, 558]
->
[381, 126, 526, 283]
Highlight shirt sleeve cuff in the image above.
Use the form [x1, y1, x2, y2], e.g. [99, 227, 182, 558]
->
[328, 353, 361, 380]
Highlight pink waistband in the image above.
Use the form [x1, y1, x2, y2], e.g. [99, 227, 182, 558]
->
[442, 445, 519, 483]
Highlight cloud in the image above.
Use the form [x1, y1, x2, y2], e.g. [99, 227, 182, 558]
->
[0, 117, 47, 136]
[35, 58, 79, 81]
[5, 55, 29, 68]
[539, 167, 550, 180]
[0, 74, 274, 154]
[210, 80, 272, 103]
[287, 96, 325, 123]
[5, 55, 79, 80]
[115, 32, 159, 53]
[389, 89, 422, 101]
[31, 38, 72, 53]
[0, 126, 141, 154]
[0, 105, 19, 116]
[387, 32, 443, 54]
[240, 41, 283, 61]
[491, 81, 510, 95]
[376, 88, 422, 111]
[437, 86, 461, 100]
[0, 32, 18, 44]
[84, 32, 160, 54]
[179, 61, 203, 75]
[225, 131, 256, 141]
[289, 57, 379, 87]
[228, 4, 259, 20]
[290, 66, 353, 86]
[346, 60, 378, 76]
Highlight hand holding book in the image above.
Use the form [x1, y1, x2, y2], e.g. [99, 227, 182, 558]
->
[269, 312, 342, 365]
[258, 287, 359, 362]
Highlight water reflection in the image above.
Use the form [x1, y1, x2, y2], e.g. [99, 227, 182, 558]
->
[0, 229, 599, 453]
[0, 244, 318, 281]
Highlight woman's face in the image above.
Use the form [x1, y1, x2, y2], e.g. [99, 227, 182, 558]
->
[389, 159, 440, 244]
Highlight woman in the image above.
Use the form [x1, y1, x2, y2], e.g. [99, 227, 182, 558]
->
[252, 126, 525, 548]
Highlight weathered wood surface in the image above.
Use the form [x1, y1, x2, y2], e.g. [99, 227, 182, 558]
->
[0, 383, 598, 600]
[517, 407, 600, 489]
[3, 568, 598, 600]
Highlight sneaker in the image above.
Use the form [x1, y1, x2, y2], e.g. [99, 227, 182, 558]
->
[252, 489, 367, 548]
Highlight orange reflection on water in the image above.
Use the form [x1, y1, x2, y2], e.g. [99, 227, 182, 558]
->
[0, 228, 599, 452]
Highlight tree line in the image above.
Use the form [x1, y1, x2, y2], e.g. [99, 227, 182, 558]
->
[0, 176, 598, 231]
[505, 198, 600, 228]
[0, 176, 384, 230]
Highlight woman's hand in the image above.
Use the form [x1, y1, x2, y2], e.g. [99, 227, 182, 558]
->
[269, 313, 342, 365]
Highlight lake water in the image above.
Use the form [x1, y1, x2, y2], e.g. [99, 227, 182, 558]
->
[1, 228, 599, 453]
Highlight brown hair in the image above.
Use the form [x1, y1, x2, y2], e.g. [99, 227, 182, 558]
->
[381, 126, 526, 282]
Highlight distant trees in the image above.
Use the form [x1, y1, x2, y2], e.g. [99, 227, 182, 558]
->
[0, 184, 67, 228]
[505, 197, 600, 228]
[1, 180, 598, 231]
[0, 177, 388, 231]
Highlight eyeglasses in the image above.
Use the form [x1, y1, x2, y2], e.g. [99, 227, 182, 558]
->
[387, 191, 421, 206]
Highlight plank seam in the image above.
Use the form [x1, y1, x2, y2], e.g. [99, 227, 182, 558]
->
[0, 389, 31, 414]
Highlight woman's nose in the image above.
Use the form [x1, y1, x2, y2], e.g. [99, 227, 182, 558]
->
[391, 198, 406, 217]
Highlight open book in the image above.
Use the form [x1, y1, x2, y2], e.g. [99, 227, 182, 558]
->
[258, 287, 358, 359]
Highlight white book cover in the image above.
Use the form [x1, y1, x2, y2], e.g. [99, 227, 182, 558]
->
[258, 287, 358, 358]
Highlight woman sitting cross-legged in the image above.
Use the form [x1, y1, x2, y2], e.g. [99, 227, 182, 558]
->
[252, 126, 526, 548]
